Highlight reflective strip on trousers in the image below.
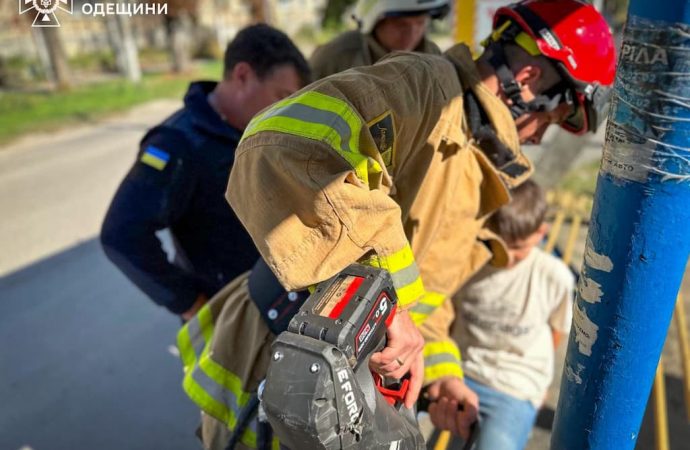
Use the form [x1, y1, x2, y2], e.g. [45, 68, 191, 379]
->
[409, 292, 445, 325]
[423, 340, 464, 381]
[241, 91, 382, 185]
[363, 243, 425, 308]
[177, 305, 260, 448]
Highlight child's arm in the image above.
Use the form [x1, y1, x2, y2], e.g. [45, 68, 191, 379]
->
[552, 327, 564, 349]
[548, 261, 576, 350]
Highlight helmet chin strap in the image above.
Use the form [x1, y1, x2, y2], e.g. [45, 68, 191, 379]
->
[487, 41, 571, 119]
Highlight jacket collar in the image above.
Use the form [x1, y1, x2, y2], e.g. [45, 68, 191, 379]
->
[184, 81, 242, 142]
[443, 44, 533, 189]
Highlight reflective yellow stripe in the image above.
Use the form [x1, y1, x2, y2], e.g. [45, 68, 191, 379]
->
[514, 32, 541, 56]
[420, 292, 445, 308]
[424, 340, 463, 382]
[183, 370, 235, 426]
[409, 292, 446, 325]
[246, 91, 361, 150]
[198, 304, 214, 344]
[362, 244, 425, 307]
[198, 351, 251, 408]
[240, 428, 258, 448]
[409, 311, 426, 325]
[424, 362, 464, 382]
[241, 91, 382, 185]
[178, 304, 214, 371]
[424, 340, 461, 360]
[177, 324, 196, 370]
[395, 277, 425, 308]
[177, 305, 259, 447]
[483, 20, 540, 56]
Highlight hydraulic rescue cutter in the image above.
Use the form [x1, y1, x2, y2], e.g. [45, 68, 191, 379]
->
[260, 264, 425, 449]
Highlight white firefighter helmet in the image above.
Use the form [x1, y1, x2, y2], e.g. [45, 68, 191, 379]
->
[354, 0, 450, 34]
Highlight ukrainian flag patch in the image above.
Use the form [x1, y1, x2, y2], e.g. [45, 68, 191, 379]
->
[140, 145, 170, 171]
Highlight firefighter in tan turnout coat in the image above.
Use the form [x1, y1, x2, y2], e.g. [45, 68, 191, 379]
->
[177, 1, 616, 448]
[310, 0, 450, 80]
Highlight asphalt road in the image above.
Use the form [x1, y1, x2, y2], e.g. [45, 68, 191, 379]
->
[0, 100, 202, 450]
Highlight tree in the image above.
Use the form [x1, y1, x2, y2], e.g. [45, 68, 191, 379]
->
[321, 0, 357, 30]
[28, 15, 71, 89]
[104, 3, 141, 83]
[163, 0, 199, 73]
[246, 0, 271, 23]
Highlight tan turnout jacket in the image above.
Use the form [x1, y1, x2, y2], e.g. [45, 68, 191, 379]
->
[310, 30, 442, 80]
[178, 44, 532, 450]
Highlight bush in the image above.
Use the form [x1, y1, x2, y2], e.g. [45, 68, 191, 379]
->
[0, 55, 46, 88]
[68, 51, 117, 73]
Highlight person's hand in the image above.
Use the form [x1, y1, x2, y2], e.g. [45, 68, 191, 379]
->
[427, 376, 479, 440]
[181, 294, 207, 322]
[369, 309, 425, 408]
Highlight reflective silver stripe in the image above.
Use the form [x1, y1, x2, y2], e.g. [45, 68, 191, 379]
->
[185, 316, 206, 357]
[261, 102, 354, 152]
[389, 261, 421, 289]
[424, 353, 461, 367]
[190, 366, 257, 434]
[410, 302, 435, 316]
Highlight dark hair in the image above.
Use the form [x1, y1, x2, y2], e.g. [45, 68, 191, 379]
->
[487, 179, 547, 243]
[223, 24, 311, 86]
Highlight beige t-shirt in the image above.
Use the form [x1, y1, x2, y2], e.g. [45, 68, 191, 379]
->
[451, 248, 574, 407]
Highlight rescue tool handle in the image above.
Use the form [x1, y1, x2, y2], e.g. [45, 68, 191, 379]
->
[373, 372, 410, 407]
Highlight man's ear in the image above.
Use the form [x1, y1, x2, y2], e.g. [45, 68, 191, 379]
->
[514, 64, 543, 95]
[228, 61, 253, 87]
[537, 222, 550, 239]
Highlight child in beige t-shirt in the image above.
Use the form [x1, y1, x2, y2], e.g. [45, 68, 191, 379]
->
[452, 180, 574, 450]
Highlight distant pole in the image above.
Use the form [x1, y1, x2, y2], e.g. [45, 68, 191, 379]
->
[454, 0, 475, 46]
[551, 1, 690, 449]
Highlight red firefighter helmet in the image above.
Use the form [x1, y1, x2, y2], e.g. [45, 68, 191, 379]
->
[490, 0, 617, 134]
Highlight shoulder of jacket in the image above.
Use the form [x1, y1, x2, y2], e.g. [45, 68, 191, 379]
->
[140, 119, 200, 161]
[151, 108, 208, 153]
[419, 37, 443, 55]
[320, 30, 365, 51]
[311, 31, 370, 79]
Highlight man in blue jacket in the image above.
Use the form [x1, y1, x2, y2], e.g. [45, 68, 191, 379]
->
[101, 24, 310, 321]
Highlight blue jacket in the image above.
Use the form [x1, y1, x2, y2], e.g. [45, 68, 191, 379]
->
[101, 81, 259, 314]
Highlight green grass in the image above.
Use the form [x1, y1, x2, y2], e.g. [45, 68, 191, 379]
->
[0, 60, 222, 146]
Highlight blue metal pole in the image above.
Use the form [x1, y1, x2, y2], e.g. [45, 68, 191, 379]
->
[551, 1, 690, 449]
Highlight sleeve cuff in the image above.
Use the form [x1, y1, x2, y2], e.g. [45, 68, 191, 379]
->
[423, 340, 464, 384]
[361, 243, 425, 309]
[409, 292, 446, 326]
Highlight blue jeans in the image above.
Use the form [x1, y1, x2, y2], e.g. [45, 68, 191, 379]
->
[464, 377, 537, 450]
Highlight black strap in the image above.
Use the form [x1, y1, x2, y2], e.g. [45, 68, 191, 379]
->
[463, 89, 529, 179]
[256, 419, 274, 450]
[486, 42, 528, 118]
[247, 258, 309, 335]
[225, 395, 260, 450]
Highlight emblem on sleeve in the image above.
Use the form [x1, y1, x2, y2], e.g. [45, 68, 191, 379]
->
[367, 111, 395, 168]
[140, 145, 170, 171]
